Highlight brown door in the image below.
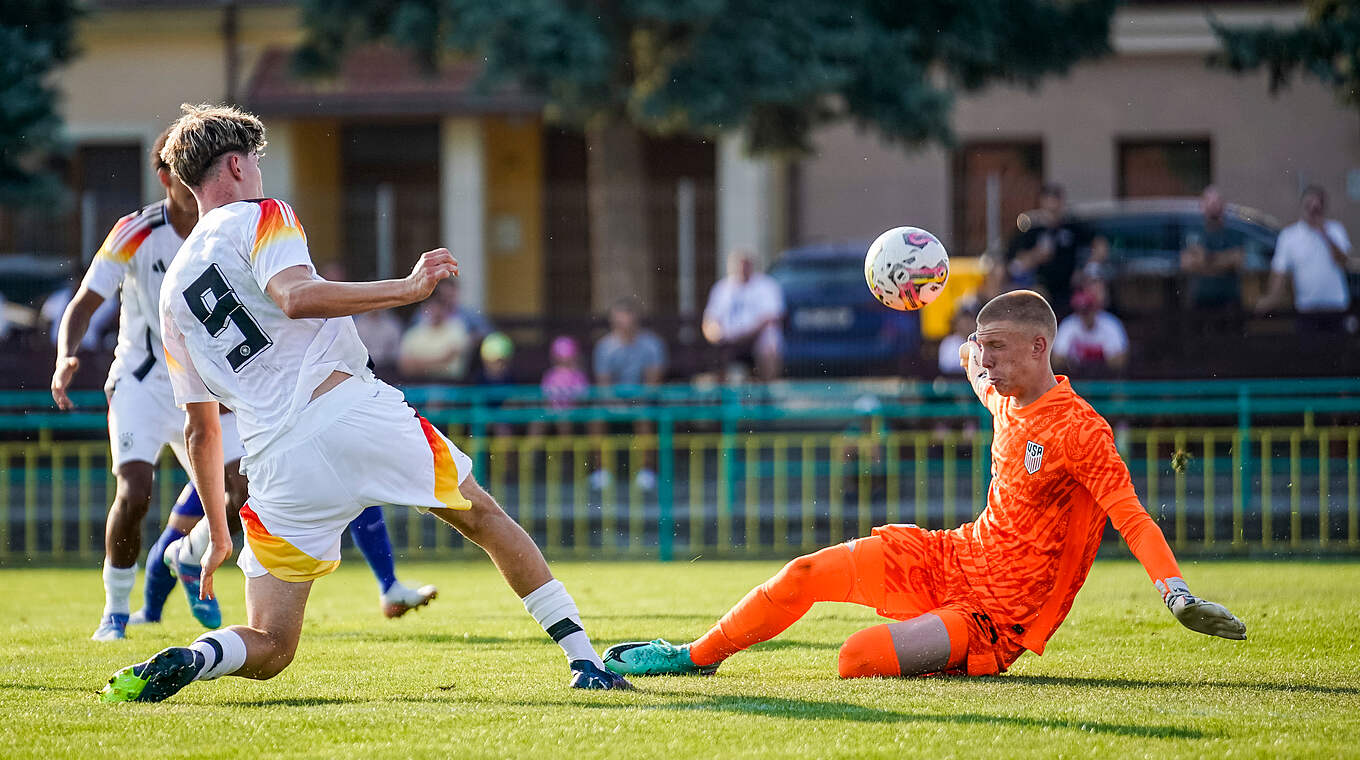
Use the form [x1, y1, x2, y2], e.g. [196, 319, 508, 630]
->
[952, 141, 1044, 257]
[340, 122, 441, 280]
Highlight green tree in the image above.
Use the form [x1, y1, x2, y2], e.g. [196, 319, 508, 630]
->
[297, 0, 1116, 310]
[1212, 1, 1360, 110]
[0, 1, 79, 206]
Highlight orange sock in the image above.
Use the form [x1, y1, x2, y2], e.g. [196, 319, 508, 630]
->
[837, 625, 900, 678]
[689, 543, 859, 667]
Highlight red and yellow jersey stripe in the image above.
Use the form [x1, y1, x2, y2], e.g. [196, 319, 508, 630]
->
[94, 201, 167, 264]
[250, 198, 306, 262]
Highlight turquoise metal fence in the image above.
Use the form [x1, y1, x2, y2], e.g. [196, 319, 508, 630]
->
[2, 378, 1358, 563]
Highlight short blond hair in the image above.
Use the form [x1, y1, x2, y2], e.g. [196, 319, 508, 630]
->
[159, 103, 267, 187]
[977, 289, 1057, 339]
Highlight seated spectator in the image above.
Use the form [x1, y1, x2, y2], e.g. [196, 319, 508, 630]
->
[427, 278, 493, 337]
[475, 332, 517, 438]
[937, 299, 979, 377]
[537, 336, 589, 437]
[320, 262, 404, 373]
[1256, 185, 1355, 332]
[356, 309, 404, 375]
[42, 280, 118, 351]
[702, 249, 785, 382]
[1053, 279, 1128, 376]
[1180, 186, 1246, 309]
[397, 302, 473, 381]
[590, 298, 668, 492]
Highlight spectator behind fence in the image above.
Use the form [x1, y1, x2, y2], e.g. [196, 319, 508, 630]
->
[1256, 186, 1355, 332]
[536, 336, 589, 437]
[937, 299, 980, 377]
[1053, 279, 1128, 376]
[1180, 186, 1246, 309]
[321, 262, 404, 373]
[702, 249, 785, 382]
[475, 332, 517, 439]
[996, 184, 1107, 314]
[428, 278, 493, 337]
[397, 301, 473, 381]
[590, 298, 668, 492]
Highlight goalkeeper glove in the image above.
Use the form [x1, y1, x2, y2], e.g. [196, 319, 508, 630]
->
[1156, 577, 1247, 640]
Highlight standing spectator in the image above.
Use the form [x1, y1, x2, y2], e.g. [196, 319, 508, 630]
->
[397, 302, 473, 381]
[1256, 186, 1355, 332]
[1053, 279, 1128, 376]
[321, 262, 404, 373]
[537, 336, 589, 437]
[996, 184, 1107, 315]
[702, 249, 785, 381]
[590, 298, 668, 491]
[1180, 186, 1247, 309]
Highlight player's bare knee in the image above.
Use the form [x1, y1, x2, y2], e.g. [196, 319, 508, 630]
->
[114, 469, 154, 515]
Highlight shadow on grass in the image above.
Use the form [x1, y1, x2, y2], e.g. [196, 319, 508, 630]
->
[457, 691, 1205, 740]
[309, 631, 537, 646]
[0, 682, 92, 694]
[211, 688, 1205, 739]
[1008, 674, 1360, 697]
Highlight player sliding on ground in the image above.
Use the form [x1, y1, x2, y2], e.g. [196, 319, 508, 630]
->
[101, 103, 630, 703]
[604, 290, 1245, 680]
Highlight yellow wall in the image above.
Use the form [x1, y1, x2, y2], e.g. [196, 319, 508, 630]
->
[286, 120, 342, 268]
[482, 117, 544, 316]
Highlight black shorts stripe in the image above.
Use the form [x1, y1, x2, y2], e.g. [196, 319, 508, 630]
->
[545, 618, 583, 643]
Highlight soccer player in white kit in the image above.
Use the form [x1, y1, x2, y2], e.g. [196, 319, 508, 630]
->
[101, 104, 630, 702]
[51, 130, 250, 642]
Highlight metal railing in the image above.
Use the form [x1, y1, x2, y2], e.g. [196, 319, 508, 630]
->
[2, 421, 1356, 564]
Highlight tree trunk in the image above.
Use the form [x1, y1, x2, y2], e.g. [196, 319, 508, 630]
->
[586, 115, 653, 313]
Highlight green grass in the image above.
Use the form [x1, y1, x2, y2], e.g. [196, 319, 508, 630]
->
[2, 558, 1358, 759]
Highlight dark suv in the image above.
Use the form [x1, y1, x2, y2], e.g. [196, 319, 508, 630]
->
[768, 242, 920, 377]
[1025, 199, 1282, 312]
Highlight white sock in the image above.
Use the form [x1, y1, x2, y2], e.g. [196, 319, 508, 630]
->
[189, 629, 247, 681]
[183, 519, 213, 565]
[103, 563, 136, 616]
[522, 579, 604, 668]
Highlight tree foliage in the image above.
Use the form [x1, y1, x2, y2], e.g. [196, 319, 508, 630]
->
[1211, 0, 1360, 109]
[0, 1, 79, 206]
[296, 0, 1117, 152]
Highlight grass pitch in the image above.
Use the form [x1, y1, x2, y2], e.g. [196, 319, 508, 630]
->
[2, 558, 1358, 759]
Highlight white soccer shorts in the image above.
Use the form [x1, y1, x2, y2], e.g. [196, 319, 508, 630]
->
[236, 376, 473, 582]
[106, 371, 247, 472]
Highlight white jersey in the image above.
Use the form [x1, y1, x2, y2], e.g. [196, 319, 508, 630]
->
[160, 199, 372, 462]
[81, 200, 183, 391]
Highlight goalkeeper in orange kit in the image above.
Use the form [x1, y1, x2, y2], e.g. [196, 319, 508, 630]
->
[604, 290, 1245, 679]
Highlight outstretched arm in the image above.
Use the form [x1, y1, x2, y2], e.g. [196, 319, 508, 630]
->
[1104, 497, 1245, 639]
[266, 248, 458, 319]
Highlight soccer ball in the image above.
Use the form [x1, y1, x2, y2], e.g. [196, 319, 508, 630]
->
[864, 226, 950, 311]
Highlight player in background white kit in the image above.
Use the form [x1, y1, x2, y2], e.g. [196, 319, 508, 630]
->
[101, 104, 629, 703]
[51, 131, 250, 642]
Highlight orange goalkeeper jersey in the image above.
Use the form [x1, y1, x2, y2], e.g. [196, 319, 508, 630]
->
[947, 376, 1181, 655]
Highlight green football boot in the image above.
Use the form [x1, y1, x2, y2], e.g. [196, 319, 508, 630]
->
[601, 639, 719, 676]
[100, 646, 200, 703]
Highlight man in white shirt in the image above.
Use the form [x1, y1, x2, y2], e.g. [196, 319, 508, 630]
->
[1052, 280, 1128, 376]
[702, 249, 785, 381]
[101, 104, 628, 703]
[1256, 186, 1354, 331]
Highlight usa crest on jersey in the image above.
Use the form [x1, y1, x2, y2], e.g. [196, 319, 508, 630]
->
[1024, 441, 1044, 474]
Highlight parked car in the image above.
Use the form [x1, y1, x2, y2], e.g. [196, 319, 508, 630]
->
[1014, 198, 1282, 313]
[768, 242, 920, 377]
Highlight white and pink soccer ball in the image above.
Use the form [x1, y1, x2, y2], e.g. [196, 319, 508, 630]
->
[864, 226, 950, 311]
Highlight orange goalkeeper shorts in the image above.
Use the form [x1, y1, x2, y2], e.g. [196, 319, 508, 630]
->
[854, 524, 1026, 676]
